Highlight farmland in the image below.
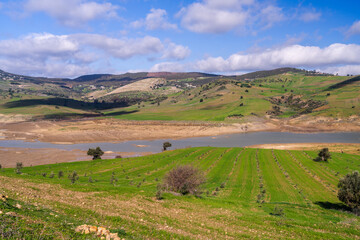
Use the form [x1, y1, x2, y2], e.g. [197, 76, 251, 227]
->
[1, 147, 360, 239]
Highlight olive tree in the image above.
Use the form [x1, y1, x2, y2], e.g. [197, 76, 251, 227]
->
[338, 171, 360, 213]
[87, 147, 104, 160]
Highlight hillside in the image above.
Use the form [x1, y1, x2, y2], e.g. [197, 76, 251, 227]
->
[0, 68, 359, 121]
[1, 147, 359, 239]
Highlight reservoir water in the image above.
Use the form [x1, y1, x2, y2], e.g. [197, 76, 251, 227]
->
[0, 131, 359, 153]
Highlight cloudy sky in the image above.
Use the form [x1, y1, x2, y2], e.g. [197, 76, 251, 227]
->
[0, 0, 360, 78]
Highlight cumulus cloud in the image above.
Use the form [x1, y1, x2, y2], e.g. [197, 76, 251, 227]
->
[25, 0, 118, 27]
[195, 43, 360, 74]
[318, 65, 360, 76]
[150, 62, 186, 72]
[0, 33, 191, 77]
[132, 8, 177, 30]
[72, 34, 164, 59]
[347, 20, 360, 36]
[178, 0, 284, 34]
[162, 43, 191, 60]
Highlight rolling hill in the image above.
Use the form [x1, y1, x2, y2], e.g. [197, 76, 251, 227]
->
[0, 68, 359, 121]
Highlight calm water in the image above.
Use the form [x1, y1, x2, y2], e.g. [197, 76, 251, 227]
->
[0, 132, 359, 153]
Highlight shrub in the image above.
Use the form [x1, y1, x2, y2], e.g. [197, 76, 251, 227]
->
[49, 172, 54, 178]
[271, 206, 285, 217]
[162, 165, 205, 195]
[69, 171, 79, 184]
[87, 147, 104, 160]
[163, 142, 172, 151]
[338, 171, 360, 212]
[88, 176, 94, 183]
[15, 162, 23, 174]
[58, 171, 64, 178]
[0, 164, 2, 170]
[314, 148, 331, 162]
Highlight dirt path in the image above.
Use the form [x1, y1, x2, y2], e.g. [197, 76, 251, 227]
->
[0, 147, 152, 168]
[1, 115, 359, 144]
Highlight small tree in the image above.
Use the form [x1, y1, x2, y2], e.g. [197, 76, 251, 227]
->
[162, 165, 205, 195]
[163, 142, 172, 151]
[338, 171, 360, 213]
[15, 162, 23, 174]
[315, 148, 331, 162]
[87, 147, 104, 160]
[69, 171, 79, 184]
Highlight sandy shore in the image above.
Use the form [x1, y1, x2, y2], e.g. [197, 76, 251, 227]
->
[0, 115, 359, 144]
[0, 147, 153, 168]
[248, 143, 360, 155]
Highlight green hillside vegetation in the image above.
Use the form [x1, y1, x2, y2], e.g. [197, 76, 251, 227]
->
[1, 69, 359, 121]
[1, 148, 360, 239]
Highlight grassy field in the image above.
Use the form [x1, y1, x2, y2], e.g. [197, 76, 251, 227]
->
[103, 73, 360, 121]
[1, 72, 359, 121]
[1, 147, 360, 239]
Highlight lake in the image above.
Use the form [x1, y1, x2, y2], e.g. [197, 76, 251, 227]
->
[1, 131, 359, 153]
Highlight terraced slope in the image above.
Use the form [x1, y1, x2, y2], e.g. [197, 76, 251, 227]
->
[1, 148, 360, 239]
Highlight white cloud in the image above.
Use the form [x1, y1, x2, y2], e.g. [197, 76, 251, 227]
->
[143, 8, 177, 30]
[347, 20, 360, 36]
[0, 33, 79, 58]
[195, 43, 360, 74]
[259, 5, 284, 29]
[72, 34, 164, 59]
[0, 33, 191, 77]
[298, 10, 321, 22]
[178, 0, 284, 34]
[150, 62, 185, 72]
[318, 65, 360, 76]
[162, 43, 191, 60]
[25, 0, 118, 27]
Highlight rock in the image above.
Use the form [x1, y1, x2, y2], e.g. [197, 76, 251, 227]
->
[97, 227, 110, 236]
[0, 211, 3, 214]
[5, 212, 16, 217]
[89, 226, 98, 233]
[16, 204, 22, 209]
[75, 224, 90, 234]
[0, 194, 8, 202]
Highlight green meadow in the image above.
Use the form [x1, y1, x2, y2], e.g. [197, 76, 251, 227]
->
[1, 147, 360, 239]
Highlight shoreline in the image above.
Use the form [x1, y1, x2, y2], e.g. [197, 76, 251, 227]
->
[1, 116, 359, 144]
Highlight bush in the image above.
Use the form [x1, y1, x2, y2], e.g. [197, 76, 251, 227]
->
[69, 171, 79, 184]
[58, 171, 64, 178]
[15, 162, 23, 174]
[162, 165, 205, 195]
[163, 142, 172, 151]
[271, 206, 285, 216]
[87, 147, 104, 160]
[338, 171, 360, 212]
[314, 148, 331, 162]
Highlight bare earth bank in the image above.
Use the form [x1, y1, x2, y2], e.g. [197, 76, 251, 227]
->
[0, 115, 359, 144]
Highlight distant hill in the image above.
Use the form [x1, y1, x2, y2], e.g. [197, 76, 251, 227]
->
[232, 68, 307, 80]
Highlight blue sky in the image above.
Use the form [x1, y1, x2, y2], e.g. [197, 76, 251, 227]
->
[0, 0, 360, 78]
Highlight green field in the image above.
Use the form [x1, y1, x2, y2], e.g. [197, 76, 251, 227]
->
[1, 71, 359, 121]
[1, 147, 360, 239]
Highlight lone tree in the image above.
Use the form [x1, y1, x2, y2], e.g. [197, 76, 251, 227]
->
[162, 165, 205, 195]
[163, 142, 172, 151]
[15, 162, 23, 174]
[315, 148, 331, 162]
[87, 147, 104, 160]
[338, 171, 360, 213]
